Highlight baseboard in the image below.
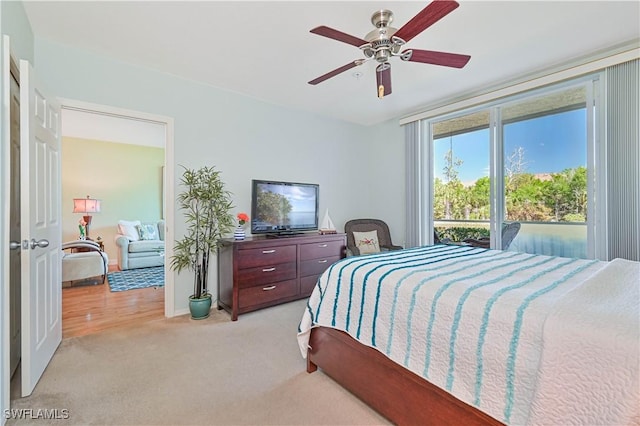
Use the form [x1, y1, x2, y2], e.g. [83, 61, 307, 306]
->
[171, 308, 190, 317]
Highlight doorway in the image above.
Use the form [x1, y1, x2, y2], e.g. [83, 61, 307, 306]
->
[58, 101, 175, 336]
[3, 52, 175, 407]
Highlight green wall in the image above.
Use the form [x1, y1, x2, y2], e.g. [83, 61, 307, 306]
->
[62, 137, 164, 264]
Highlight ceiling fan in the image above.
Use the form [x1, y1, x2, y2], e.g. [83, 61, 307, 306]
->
[308, 0, 471, 98]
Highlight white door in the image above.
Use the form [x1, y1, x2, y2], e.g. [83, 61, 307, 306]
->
[19, 59, 62, 397]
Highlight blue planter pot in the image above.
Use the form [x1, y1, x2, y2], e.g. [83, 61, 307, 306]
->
[189, 293, 212, 320]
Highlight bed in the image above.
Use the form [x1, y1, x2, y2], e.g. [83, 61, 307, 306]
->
[297, 244, 640, 425]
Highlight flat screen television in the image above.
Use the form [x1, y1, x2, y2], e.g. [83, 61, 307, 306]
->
[251, 179, 319, 236]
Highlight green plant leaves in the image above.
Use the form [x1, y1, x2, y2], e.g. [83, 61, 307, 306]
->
[170, 165, 234, 297]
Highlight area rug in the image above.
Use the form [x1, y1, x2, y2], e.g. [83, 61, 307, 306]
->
[107, 266, 164, 292]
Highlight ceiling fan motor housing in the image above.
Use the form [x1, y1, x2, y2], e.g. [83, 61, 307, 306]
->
[364, 9, 403, 63]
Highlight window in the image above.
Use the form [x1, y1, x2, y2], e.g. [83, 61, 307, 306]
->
[426, 78, 597, 258]
[432, 110, 491, 242]
[501, 86, 588, 257]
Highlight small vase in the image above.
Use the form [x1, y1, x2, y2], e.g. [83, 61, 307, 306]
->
[234, 225, 246, 240]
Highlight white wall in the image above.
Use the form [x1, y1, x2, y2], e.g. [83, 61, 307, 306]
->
[363, 119, 406, 247]
[0, 0, 33, 64]
[34, 37, 385, 312]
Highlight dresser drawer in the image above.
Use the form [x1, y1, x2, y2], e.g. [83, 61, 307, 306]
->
[300, 255, 341, 277]
[236, 261, 297, 288]
[236, 245, 296, 269]
[300, 274, 321, 297]
[300, 239, 344, 261]
[239, 279, 298, 309]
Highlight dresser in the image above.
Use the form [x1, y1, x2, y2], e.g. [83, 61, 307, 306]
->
[217, 233, 346, 320]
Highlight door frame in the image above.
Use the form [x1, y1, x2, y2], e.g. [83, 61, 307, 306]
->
[1, 35, 16, 426]
[59, 98, 176, 317]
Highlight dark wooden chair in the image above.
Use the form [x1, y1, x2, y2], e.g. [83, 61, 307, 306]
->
[344, 219, 403, 256]
[463, 222, 521, 250]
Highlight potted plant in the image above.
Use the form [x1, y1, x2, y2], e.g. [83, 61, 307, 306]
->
[170, 165, 234, 319]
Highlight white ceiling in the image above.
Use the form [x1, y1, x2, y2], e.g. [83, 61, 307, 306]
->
[62, 109, 166, 148]
[22, 1, 640, 126]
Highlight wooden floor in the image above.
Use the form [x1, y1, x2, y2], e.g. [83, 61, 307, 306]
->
[62, 265, 165, 339]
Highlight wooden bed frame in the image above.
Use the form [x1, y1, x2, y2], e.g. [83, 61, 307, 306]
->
[307, 327, 504, 426]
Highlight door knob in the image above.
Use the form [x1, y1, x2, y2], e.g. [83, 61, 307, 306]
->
[9, 240, 22, 250]
[30, 239, 49, 249]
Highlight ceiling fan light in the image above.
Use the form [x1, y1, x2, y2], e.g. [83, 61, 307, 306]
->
[378, 85, 385, 99]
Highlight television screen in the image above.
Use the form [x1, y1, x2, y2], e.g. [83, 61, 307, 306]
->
[251, 180, 319, 235]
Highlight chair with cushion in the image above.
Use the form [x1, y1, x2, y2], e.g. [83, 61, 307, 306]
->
[463, 222, 521, 250]
[345, 219, 403, 256]
[62, 240, 109, 285]
[433, 231, 454, 245]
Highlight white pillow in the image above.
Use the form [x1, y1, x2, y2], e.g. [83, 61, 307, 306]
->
[353, 230, 380, 254]
[118, 220, 141, 241]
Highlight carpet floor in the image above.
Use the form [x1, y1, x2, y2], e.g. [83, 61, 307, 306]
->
[107, 266, 164, 292]
[9, 299, 389, 425]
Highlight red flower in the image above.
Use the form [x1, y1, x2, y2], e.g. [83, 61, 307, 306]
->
[237, 212, 249, 225]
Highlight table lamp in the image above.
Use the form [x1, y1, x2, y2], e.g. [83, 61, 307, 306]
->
[73, 195, 101, 239]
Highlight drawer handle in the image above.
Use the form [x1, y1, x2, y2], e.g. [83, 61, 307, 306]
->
[318, 259, 328, 264]
[262, 267, 276, 272]
[318, 244, 328, 248]
[262, 285, 277, 291]
[262, 249, 276, 254]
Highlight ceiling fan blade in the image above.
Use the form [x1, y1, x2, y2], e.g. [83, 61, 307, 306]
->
[402, 49, 470, 68]
[308, 61, 362, 85]
[310, 26, 368, 47]
[376, 63, 392, 98]
[394, 0, 460, 43]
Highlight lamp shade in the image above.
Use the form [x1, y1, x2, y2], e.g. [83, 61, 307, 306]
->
[73, 196, 101, 214]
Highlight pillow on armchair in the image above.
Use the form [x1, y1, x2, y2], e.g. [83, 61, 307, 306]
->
[117, 220, 141, 241]
[353, 230, 380, 254]
[137, 223, 159, 240]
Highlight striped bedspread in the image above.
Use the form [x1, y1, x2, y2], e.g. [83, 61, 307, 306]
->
[297, 244, 628, 425]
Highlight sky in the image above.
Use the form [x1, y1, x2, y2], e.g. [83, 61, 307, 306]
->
[434, 109, 587, 184]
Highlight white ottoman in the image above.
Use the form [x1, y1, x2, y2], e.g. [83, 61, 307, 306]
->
[62, 250, 109, 284]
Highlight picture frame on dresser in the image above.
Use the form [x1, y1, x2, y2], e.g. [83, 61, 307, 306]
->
[217, 233, 346, 320]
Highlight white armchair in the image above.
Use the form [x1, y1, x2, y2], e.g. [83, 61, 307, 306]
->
[61, 240, 109, 284]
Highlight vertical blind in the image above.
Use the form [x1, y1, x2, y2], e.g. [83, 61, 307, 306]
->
[404, 122, 422, 248]
[606, 59, 639, 261]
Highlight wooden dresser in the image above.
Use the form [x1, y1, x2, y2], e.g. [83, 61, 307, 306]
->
[217, 233, 346, 320]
